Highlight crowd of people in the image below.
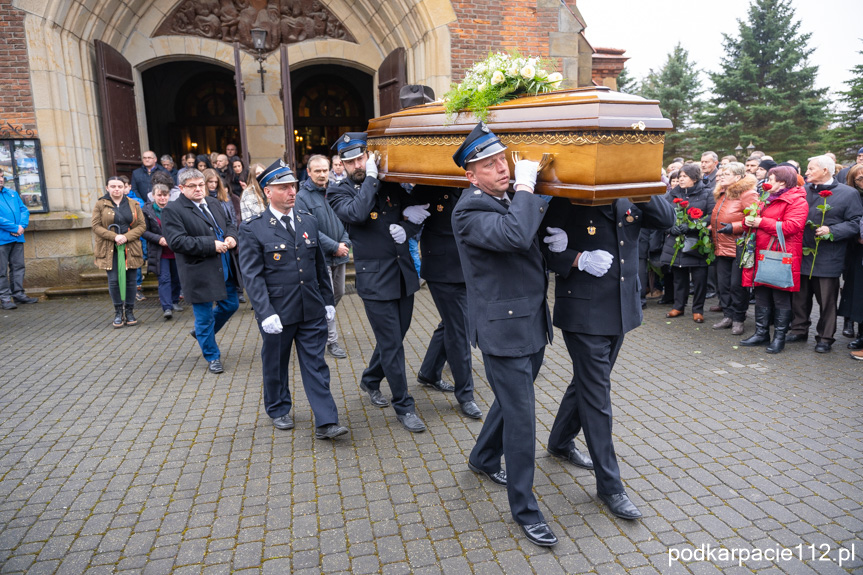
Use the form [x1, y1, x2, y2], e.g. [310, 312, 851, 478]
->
[648, 148, 863, 358]
[82, 132, 863, 548]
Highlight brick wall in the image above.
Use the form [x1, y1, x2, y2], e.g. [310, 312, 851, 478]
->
[0, 2, 37, 135]
[448, 0, 561, 81]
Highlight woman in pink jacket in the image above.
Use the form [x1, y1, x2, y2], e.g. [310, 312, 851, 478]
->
[740, 165, 809, 353]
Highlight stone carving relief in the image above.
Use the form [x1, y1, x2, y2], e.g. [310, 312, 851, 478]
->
[154, 0, 356, 52]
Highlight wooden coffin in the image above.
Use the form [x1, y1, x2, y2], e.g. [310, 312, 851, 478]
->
[367, 86, 672, 205]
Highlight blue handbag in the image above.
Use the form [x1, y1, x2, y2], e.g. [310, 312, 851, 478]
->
[754, 221, 794, 289]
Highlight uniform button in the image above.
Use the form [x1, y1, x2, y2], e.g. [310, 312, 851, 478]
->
[620, 259, 624, 264]
[567, 290, 571, 294]
[621, 276, 625, 281]
[300, 281, 304, 284]
[618, 222, 623, 227]
[297, 257, 300, 261]
[299, 269, 303, 272]
[397, 255, 400, 258]
[508, 310, 513, 315]
[539, 207, 544, 213]
[620, 241, 624, 246]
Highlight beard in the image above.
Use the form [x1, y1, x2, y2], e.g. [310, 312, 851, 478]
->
[349, 169, 366, 184]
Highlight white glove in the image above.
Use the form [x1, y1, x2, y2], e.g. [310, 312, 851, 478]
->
[513, 160, 539, 191]
[403, 203, 431, 225]
[365, 156, 378, 180]
[577, 249, 614, 277]
[261, 314, 283, 334]
[543, 227, 568, 253]
[389, 224, 406, 244]
[325, 305, 336, 322]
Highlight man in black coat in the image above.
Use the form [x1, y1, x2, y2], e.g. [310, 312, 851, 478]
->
[451, 122, 556, 547]
[327, 132, 428, 433]
[410, 185, 482, 419]
[162, 169, 240, 374]
[787, 155, 863, 352]
[238, 160, 348, 439]
[541, 194, 674, 520]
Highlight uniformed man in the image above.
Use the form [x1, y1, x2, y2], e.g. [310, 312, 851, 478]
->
[410, 185, 482, 419]
[451, 122, 557, 547]
[238, 160, 348, 439]
[327, 132, 430, 433]
[541, 193, 674, 520]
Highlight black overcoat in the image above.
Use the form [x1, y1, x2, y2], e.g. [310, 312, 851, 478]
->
[800, 181, 863, 278]
[411, 186, 464, 284]
[660, 181, 716, 267]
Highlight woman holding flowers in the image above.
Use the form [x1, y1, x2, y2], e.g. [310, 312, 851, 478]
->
[660, 163, 715, 323]
[739, 166, 808, 353]
[709, 163, 758, 334]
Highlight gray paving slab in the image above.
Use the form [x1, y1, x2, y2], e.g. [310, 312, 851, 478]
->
[0, 286, 861, 573]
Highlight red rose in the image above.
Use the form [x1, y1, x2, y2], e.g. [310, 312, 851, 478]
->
[762, 183, 772, 191]
[679, 200, 690, 208]
[687, 207, 703, 219]
[673, 198, 682, 204]
[819, 190, 833, 198]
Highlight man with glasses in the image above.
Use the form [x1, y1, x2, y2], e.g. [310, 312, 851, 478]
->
[163, 169, 240, 374]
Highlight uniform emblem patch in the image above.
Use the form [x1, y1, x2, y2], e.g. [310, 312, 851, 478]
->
[273, 254, 281, 261]
[587, 226, 596, 235]
[370, 212, 378, 219]
[437, 205, 444, 212]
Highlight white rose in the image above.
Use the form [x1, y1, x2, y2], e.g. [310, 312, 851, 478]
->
[491, 70, 505, 86]
[547, 72, 563, 87]
[477, 82, 486, 92]
[520, 65, 536, 80]
[507, 63, 519, 76]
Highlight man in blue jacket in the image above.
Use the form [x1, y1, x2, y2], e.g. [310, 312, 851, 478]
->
[0, 172, 38, 309]
[130, 151, 168, 198]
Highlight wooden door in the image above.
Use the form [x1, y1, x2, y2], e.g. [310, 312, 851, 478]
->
[95, 40, 141, 179]
[377, 48, 406, 117]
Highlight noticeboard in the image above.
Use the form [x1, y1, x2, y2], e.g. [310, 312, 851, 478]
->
[0, 139, 49, 213]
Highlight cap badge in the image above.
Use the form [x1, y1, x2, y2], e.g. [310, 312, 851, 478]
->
[480, 122, 489, 133]
[343, 135, 350, 143]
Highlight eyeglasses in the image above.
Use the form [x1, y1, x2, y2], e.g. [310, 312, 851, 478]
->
[183, 183, 206, 189]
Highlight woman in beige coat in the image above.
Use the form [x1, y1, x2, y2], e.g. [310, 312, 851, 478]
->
[92, 176, 146, 327]
[710, 163, 759, 334]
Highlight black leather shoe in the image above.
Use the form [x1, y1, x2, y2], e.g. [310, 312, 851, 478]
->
[460, 401, 482, 419]
[467, 460, 507, 485]
[785, 333, 807, 342]
[238, 294, 246, 303]
[359, 381, 389, 407]
[12, 295, 37, 304]
[1, 299, 17, 310]
[598, 492, 642, 519]
[520, 522, 558, 547]
[208, 359, 224, 374]
[272, 414, 294, 430]
[847, 338, 863, 350]
[547, 445, 594, 470]
[315, 423, 348, 439]
[814, 342, 832, 353]
[417, 372, 455, 392]
[397, 412, 426, 433]
[189, 329, 197, 339]
[842, 322, 855, 338]
[327, 342, 348, 358]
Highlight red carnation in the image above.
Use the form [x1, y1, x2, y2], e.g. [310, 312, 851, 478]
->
[679, 200, 690, 208]
[762, 183, 772, 191]
[687, 207, 703, 219]
[819, 190, 833, 198]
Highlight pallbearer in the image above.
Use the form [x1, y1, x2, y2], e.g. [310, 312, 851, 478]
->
[450, 122, 557, 547]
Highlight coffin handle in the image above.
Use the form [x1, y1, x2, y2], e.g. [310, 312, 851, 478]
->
[511, 152, 553, 172]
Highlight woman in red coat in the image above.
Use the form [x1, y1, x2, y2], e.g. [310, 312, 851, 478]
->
[740, 165, 809, 353]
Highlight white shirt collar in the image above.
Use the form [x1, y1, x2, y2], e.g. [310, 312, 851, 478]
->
[269, 205, 293, 225]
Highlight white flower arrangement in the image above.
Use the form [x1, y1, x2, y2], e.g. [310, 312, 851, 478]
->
[443, 51, 562, 122]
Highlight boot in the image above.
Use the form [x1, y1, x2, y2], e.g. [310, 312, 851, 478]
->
[740, 306, 771, 346]
[112, 305, 125, 328]
[841, 318, 855, 338]
[124, 304, 138, 326]
[849, 325, 863, 350]
[766, 309, 792, 354]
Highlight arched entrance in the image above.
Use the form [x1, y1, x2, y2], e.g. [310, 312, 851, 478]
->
[142, 61, 241, 160]
[290, 64, 373, 163]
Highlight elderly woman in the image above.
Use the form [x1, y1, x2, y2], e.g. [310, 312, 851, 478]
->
[710, 163, 758, 334]
[661, 163, 715, 322]
[839, 163, 863, 349]
[740, 166, 808, 353]
[92, 176, 146, 328]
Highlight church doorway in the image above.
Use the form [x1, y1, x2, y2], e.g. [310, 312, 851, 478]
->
[142, 60, 240, 161]
[290, 64, 373, 163]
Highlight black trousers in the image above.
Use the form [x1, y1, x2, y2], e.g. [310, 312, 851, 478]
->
[715, 255, 748, 321]
[548, 331, 625, 496]
[754, 286, 792, 310]
[360, 296, 416, 415]
[260, 315, 339, 427]
[672, 266, 708, 314]
[470, 349, 545, 525]
[790, 275, 841, 344]
[419, 281, 475, 404]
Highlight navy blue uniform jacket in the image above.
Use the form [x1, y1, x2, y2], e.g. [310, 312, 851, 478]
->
[411, 186, 464, 283]
[542, 196, 674, 335]
[328, 176, 422, 301]
[452, 186, 553, 357]
[238, 209, 335, 325]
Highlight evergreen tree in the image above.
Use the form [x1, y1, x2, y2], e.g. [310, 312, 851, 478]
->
[640, 43, 703, 162]
[826, 44, 863, 164]
[698, 0, 829, 162]
[615, 65, 637, 94]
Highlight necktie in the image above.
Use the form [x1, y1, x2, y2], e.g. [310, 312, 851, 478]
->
[281, 215, 295, 233]
[199, 203, 217, 228]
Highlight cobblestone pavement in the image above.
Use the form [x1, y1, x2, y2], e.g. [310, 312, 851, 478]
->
[0, 286, 861, 574]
